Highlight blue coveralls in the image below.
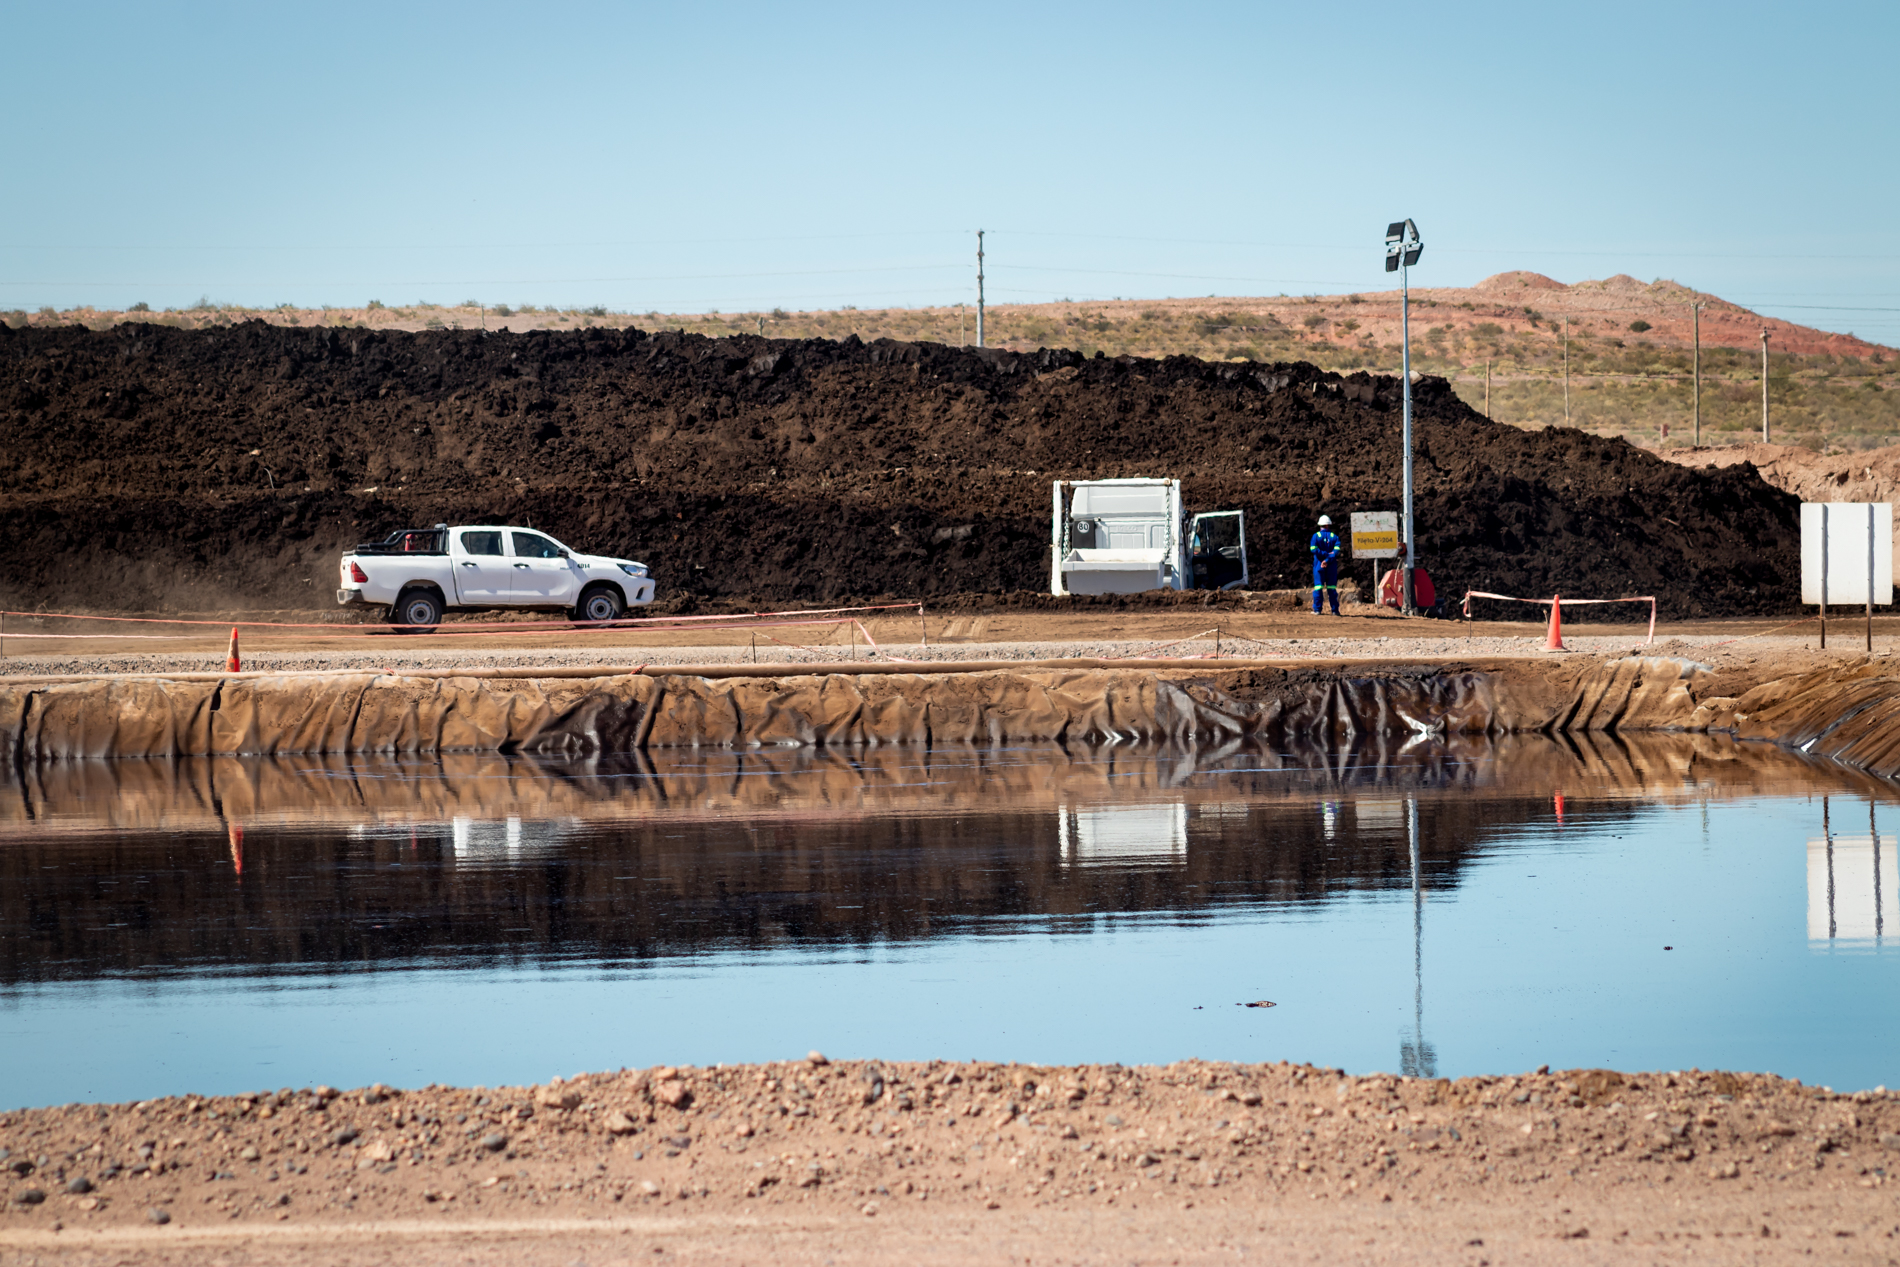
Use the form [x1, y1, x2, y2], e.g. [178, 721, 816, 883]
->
[1310, 528, 1341, 614]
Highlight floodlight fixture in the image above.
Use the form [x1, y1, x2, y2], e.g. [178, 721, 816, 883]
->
[1385, 219, 1422, 272]
[1384, 218, 1423, 613]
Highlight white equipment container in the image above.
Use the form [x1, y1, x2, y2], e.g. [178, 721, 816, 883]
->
[1050, 479, 1248, 596]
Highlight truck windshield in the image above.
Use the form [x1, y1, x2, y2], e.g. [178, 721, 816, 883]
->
[510, 531, 565, 559]
[460, 530, 504, 556]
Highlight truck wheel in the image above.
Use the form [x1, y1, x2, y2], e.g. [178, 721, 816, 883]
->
[392, 590, 443, 628]
[575, 585, 625, 623]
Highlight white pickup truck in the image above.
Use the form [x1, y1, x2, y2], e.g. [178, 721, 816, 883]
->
[337, 524, 657, 626]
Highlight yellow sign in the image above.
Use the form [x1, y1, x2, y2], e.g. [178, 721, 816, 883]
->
[1350, 511, 1400, 559]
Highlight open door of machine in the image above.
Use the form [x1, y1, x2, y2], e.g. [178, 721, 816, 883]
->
[1189, 511, 1248, 590]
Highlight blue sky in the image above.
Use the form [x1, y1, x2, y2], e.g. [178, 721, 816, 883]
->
[4, 0, 1895, 343]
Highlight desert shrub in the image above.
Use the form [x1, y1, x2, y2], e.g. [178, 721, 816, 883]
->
[491, 304, 512, 317]
[129, 301, 150, 312]
[1629, 320, 1651, 333]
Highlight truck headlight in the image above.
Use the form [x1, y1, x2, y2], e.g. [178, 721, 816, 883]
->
[618, 563, 648, 578]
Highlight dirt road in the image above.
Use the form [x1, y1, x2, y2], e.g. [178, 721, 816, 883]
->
[0, 605, 1855, 680]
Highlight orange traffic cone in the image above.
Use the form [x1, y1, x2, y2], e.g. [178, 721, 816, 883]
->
[1544, 595, 1566, 651]
[227, 626, 241, 673]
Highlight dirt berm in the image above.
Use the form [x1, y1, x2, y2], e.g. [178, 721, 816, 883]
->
[0, 322, 1797, 617]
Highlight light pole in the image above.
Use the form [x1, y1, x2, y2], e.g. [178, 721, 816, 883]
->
[1385, 219, 1424, 615]
[976, 230, 986, 349]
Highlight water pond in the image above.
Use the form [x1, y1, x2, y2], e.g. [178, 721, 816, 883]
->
[3, 733, 1896, 1108]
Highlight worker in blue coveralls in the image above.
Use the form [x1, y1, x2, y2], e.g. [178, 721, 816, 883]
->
[1310, 515, 1342, 615]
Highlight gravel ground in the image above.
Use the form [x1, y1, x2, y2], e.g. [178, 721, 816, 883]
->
[0, 633, 1838, 679]
[1, 1059, 1894, 1266]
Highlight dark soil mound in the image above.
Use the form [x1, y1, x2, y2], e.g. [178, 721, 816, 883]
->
[0, 321, 1798, 618]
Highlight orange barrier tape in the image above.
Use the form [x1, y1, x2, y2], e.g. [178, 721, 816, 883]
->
[1461, 590, 1657, 646]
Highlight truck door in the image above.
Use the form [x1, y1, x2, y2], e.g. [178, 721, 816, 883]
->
[508, 530, 581, 605]
[452, 529, 515, 602]
[1189, 512, 1249, 590]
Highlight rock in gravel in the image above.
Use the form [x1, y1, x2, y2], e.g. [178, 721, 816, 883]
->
[480, 1133, 508, 1153]
[330, 1127, 359, 1147]
[640, 1180, 661, 1196]
[603, 1111, 640, 1135]
[65, 1176, 92, 1194]
[535, 1084, 583, 1111]
[12, 1188, 45, 1205]
[238, 1145, 260, 1162]
[146, 1207, 171, 1225]
[655, 1082, 692, 1109]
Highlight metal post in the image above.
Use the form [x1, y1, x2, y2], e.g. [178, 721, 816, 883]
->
[1484, 358, 1491, 420]
[1870, 504, 1876, 653]
[1761, 328, 1770, 442]
[1822, 503, 1829, 649]
[1051, 480, 1066, 597]
[976, 231, 986, 349]
[1562, 316, 1570, 425]
[1401, 256, 1416, 616]
[1692, 303, 1702, 446]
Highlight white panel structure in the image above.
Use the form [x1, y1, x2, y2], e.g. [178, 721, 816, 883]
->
[1800, 503, 1893, 606]
[1807, 835, 1897, 942]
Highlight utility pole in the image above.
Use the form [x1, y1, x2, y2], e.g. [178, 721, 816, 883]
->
[975, 231, 986, 349]
[1485, 358, 1491, 419]
[1692, 302, 1702, 446]
[1384, 220, 1423, 615]
[1562, 316, 1570, 425]
[1761, 327, 1770, 442]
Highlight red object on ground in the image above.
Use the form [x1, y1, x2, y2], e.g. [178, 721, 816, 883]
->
[1378, 567, 1437, 610]
[226, 626, 241, 673]
[1545, 595, 1566, 651]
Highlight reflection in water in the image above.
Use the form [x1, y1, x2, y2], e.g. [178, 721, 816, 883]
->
[1058, 804, 1187, 868]
[1809, 799, 1895, 944]
[1400, 799, 1438, 1079]
[4, 735, 1757, 985]
[1, 731, 1887, 990]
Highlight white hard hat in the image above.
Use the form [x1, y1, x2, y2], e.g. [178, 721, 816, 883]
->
[1317, 515, 1332, 526]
